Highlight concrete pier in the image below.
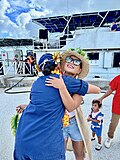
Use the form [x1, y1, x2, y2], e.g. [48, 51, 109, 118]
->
[0, 75, 110, 89]
[1, 89, 120, 160]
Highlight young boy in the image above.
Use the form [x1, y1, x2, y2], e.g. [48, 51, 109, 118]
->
[87, 100, 104, 151]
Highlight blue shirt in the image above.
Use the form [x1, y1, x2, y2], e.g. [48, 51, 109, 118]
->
[15, 74, 88, 159]
[91, 112, 104, 128]
[111, 24, 117, 31]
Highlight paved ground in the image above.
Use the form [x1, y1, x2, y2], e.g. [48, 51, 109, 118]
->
[0, 87, 120, 160]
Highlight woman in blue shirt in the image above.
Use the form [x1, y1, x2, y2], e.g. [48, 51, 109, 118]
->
[14, 53, 91, 160]
[14, 51, 101, 160]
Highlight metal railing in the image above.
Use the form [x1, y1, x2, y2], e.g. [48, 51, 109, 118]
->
[0, 59, 34, 76]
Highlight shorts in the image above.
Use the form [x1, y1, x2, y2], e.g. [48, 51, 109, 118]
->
[63, 117, 83, 141]
[91, 125, 102, 137]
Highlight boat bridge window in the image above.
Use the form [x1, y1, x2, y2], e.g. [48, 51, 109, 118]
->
[113, 52, 120, 67]
[87, 52, 99, 60]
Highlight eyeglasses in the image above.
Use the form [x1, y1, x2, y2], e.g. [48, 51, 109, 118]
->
[65, 56, 82, 66]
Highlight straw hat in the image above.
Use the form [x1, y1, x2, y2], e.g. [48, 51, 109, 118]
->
[61, 50, 89, 79]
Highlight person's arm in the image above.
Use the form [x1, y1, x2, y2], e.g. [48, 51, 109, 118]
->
[59, 86, 82, 112]
[45, 75, 101, 111]
[16, 104, 27, 114]
[98, 87, 113, 103]
[45, 75, 82, 112]
[46, 75, 101, 94]
[87, 117, 100, 123]
[87, 83, 101, 94]
[87, 115, 91, 122]
[87, 112, 92, 122]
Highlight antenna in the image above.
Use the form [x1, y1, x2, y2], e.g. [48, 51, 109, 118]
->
[66, 0, 69, 38]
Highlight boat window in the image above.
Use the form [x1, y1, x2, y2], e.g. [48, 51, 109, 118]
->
[39, 29, 48, 40]
[87, 52, 99, 60]
[113, 52, 120, 67]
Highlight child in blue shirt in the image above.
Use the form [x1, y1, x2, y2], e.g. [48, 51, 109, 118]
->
[87, 100, 104, 151]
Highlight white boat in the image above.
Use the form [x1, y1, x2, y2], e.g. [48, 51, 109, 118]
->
[0, 9, 120, 86]
[32, 9, 120, 80]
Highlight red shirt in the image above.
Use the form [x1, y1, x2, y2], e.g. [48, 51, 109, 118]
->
[109, 75, 120, 114]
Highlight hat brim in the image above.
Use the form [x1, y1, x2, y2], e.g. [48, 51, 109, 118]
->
[61, 51, 89, 79]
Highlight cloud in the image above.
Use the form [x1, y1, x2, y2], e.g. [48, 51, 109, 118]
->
[0, 0, 120, 39]
[16, 13, 31, 27]
[0, 0, 10, 17]
[0, 0, 50, 38]
[29, 8, 51, 18]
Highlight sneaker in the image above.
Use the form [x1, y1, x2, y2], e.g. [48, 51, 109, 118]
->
[91, 137, 95, 141]
[104, 137, 113, 148]
[95, 143, 102, 151]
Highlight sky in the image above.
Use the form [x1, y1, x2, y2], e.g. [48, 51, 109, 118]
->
[0, 0, 120, 39]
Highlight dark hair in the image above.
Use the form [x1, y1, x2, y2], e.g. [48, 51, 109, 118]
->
[42, 62, 57, 76]
[92, 100, 102, 108]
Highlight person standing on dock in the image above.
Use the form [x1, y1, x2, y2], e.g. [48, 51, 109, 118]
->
[97, 74, 120, 148]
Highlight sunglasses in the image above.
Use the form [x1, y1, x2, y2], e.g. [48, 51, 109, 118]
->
[65, 56, 82, 66]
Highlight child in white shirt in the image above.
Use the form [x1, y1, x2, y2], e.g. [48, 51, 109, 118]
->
[87, 100, 104, 151]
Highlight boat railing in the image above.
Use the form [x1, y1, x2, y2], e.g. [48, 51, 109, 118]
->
[76, 26, 95, 30]
[0, 59, 34, 76]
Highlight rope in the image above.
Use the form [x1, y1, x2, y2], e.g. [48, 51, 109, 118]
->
[4, 76, 30, 94]
[4, 74, 115, 95]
